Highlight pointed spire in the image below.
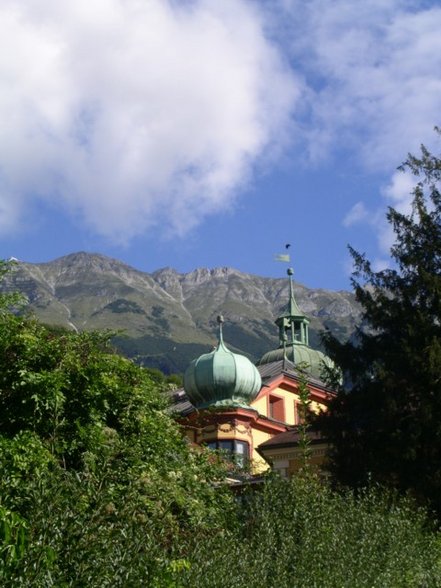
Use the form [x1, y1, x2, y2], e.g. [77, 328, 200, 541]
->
[286, 267, 304, 318]
[276, 268, 310, 349]
[258, 249, 337, 379]
[216, 314, 227, 349]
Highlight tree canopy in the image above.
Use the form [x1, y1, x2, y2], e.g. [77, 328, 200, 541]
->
[0, 273, 233, 585]
[319, 131, 441, 513]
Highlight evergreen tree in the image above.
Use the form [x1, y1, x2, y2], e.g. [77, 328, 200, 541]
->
[319, 131, 441, 512]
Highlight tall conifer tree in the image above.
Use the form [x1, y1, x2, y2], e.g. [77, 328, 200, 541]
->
[320, 131, 441, 511]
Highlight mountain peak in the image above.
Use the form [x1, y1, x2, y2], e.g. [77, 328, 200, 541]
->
[2, 252, 362, 374]
[183, 266, 244, 284]
[49, 251, 125, 266]
[40, 252, 141, 276]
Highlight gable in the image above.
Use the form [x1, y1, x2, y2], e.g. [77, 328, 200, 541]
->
[251, 372, 334, 426]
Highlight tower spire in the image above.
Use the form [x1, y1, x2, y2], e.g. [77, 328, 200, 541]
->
[276, 267, 310, 352]
[217, 314, 225, 348]
[258, 246, 336, 378]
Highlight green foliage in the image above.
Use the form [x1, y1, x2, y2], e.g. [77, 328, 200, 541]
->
[3, 450, 232, 587]
[0, 270, 234, 585]
[318, 131, 441, 514]
[0, 506, 27, 581]
[3, 470, 441, 586]
[178, 475, 441, 587]
[295, 364, 312, 474]
[143, 366, 183, 387]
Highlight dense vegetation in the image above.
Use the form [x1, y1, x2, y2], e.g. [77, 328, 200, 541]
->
[1, 260, 440, 586]
[180, 477, 441, 587]
[319, 133, 441, 515]
[0, 275, 233, 585]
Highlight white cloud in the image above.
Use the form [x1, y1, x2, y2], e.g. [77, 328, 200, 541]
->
[342, 201, 369, 227]
[382, 171, 415, 214]
[0, 0, 300, 242]
[279, 0, 441, 169]
[2, 0, 439, 256]
[342, 169, 417, 255]
[371, 258, 391, 273]
[341, 169, 416, 255]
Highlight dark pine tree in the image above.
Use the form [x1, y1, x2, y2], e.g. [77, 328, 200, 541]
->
[319, 130, 441, 513]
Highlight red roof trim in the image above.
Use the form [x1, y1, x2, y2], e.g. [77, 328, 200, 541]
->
[254, 373, 335, 406]
[179, 407, 288, 434]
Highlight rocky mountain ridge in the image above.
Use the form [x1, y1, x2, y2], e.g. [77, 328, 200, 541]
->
[3, 252, 362, 373]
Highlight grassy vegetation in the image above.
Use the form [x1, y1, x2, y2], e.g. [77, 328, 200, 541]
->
[3, 471, 440, 587]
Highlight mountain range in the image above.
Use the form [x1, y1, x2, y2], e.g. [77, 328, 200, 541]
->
[2, 252, 362, 374]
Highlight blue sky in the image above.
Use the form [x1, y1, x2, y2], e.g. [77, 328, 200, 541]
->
[0, 0, 440, 290]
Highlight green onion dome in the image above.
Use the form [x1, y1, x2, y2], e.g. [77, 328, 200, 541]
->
[257, 344, 335, 382]
[184, 316, 262, 409]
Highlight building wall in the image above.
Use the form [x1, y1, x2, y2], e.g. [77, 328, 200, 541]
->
[259, 444, 330, 478]
[181, 414, 279, 473]
[250, 427, 273, 472]
[198, 421, 252, 448]
[251, 385, 326, 425]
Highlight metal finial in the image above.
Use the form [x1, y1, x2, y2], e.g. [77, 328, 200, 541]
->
[217, 314, 225, 345]
[288, 268, 294, 304]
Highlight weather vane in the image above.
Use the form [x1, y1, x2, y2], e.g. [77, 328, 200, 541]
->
[274, 243, 291, 263]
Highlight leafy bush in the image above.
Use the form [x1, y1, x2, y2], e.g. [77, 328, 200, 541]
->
[180, 475, 441, 588]
[0, 301, 234, 586]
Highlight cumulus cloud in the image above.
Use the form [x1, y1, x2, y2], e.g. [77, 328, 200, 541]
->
[371, 258, 391, 273]
[2, 0, 440, 257]
[342, 170, 416, 257]
[342, 167, 418, 264]
[382, 171, 415, 214]
[0, 0, 300, 241]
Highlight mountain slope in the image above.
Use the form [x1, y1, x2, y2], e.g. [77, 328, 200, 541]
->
[3, 252, 362, 373]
